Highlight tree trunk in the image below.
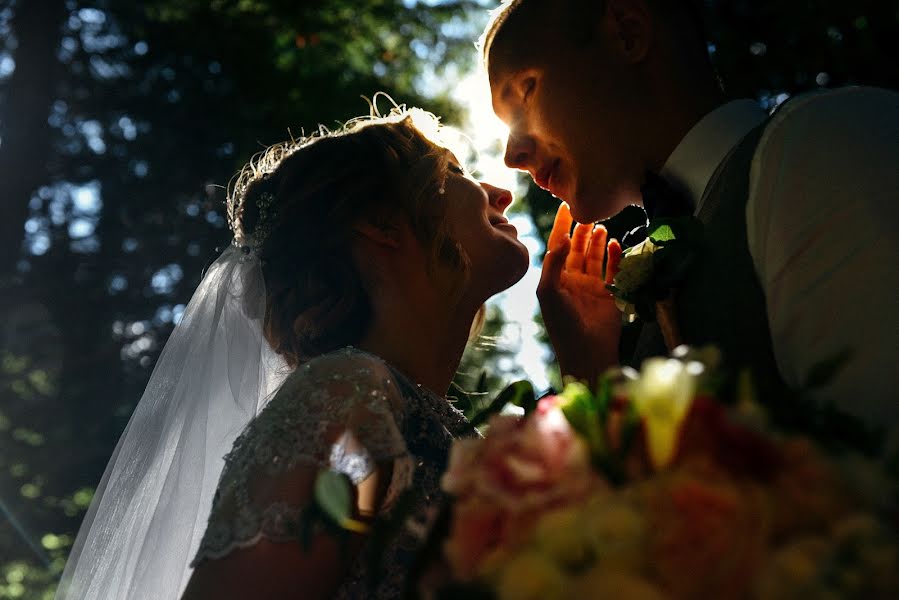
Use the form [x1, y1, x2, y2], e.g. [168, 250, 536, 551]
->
[0, 0, 67, 280]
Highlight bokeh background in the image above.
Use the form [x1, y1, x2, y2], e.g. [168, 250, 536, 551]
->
[0, 0, 896, 596]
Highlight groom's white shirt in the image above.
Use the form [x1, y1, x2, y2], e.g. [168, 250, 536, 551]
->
[661, 87, 899, 425]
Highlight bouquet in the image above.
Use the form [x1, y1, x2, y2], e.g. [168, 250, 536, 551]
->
[413, 349, 898, 599]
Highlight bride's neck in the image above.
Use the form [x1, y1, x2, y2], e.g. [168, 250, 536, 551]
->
[357, 287, 476, 397]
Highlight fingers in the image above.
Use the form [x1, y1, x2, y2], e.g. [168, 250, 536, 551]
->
[565, 223, 593, 272]
[547, 203, 574, 252]
[604, 238, 623, 284]
[537, 236, 570, 301]
[585, 225, 608, 277]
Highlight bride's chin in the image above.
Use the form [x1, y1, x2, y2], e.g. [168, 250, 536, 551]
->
[481, 254, 530, 296]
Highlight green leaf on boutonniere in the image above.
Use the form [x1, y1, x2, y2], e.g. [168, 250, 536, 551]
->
[608, 215, 704, 323]
[648, 223, 676, 243]
[648, 216, 703, 247]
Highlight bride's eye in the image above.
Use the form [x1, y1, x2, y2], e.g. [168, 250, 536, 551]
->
[448, 164, 465, 175]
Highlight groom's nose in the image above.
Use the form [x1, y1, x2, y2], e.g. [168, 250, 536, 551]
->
[503, 132, 535, 172]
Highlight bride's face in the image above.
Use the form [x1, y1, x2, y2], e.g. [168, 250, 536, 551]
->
[440, 156, 529, 297]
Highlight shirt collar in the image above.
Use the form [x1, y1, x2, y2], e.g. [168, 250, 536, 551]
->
[660, 99, 767, 214]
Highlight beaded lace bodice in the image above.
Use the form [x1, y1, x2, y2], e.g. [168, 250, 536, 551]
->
[192, 347, 469, 599]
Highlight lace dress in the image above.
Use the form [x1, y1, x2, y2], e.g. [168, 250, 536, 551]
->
[191, 346, 470, 598]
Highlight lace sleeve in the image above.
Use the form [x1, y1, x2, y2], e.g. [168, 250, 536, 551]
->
[191, 348, 414, 565]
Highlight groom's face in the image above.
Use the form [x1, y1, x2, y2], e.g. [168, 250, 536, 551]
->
[488, 13, 648, 223]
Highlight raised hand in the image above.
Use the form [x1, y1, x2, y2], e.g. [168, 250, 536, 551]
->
[537, 203, 623, 385]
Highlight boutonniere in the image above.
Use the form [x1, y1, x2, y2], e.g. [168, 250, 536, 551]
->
[606, 216, 703, 349]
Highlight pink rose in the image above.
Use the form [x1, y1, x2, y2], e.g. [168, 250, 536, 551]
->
[442, 398, 601, 579]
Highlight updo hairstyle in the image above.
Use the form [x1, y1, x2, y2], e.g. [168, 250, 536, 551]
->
[227, 108, 469, 367]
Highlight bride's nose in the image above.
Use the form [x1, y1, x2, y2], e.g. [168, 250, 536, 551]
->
[482, 183, 513, 213]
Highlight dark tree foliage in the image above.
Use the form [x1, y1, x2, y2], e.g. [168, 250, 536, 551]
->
[0, 0, 482, 595]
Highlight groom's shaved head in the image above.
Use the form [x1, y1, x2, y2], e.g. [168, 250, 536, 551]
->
[480, 0, 710, 81]
[480, 0, 594, 78]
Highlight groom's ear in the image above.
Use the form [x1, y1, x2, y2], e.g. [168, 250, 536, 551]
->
[604, 0, 653, 64]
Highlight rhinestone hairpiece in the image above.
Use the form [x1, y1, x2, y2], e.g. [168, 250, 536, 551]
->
[232, 190, 277, 260]
[251, 191, 277, 247]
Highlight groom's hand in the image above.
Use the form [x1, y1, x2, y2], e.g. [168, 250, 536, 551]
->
[538, 203, 623, 385]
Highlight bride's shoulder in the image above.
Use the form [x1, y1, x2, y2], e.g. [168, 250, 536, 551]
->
[271, 346, 404, 414]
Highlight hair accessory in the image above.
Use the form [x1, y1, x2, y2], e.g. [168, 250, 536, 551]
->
[231, 190, 277, 261]
[250, 191, 277, 249]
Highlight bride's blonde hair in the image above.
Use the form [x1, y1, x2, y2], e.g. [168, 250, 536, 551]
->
[228, 104, 477, 367]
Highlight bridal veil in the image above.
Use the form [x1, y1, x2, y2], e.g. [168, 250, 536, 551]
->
[56, 244, 289, 600]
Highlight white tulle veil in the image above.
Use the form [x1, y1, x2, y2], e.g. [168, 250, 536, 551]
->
[56, 243, 290, 600]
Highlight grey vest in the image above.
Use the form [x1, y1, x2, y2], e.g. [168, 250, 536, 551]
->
[627, 124, 788, 397]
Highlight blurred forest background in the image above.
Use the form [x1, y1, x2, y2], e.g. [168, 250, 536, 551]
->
[0, 0, 896, 597]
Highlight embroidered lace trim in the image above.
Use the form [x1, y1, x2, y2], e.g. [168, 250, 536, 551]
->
[192, 348, 413, 565]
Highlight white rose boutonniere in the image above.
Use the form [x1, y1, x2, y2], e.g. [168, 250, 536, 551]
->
[609, 238, 659, 319]
[606, 217, 704, 350]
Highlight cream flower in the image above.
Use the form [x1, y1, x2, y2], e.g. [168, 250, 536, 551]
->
[613, 238, 658, 294]
[629, 358, 698, 470]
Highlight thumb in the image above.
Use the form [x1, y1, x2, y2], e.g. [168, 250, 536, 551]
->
[538, 236, 570, 295]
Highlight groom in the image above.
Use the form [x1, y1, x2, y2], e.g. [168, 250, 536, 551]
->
[481, 0, 899, 424]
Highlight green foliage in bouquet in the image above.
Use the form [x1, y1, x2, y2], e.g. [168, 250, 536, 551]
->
[458, 380, 537, 436]
[557, 380, 639, 486]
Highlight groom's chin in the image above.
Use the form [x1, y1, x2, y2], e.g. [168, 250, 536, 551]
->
[568, 194, 632, 225]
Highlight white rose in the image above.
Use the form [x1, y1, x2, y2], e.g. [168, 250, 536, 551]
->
[613, 238, 658, 294]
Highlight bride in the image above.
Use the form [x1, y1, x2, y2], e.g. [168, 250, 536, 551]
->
[55, 106, 534, 599]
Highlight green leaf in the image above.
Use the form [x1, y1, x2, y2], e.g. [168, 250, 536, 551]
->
[648, 216, 704, 247]
[314, 470, 352, 526]
[460, 380, 535, 434]
[559, 381, 605, 456]
[511, 380, 538, 414]
[648, 223, 676, 243]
